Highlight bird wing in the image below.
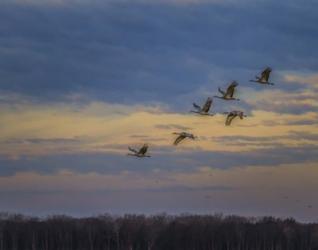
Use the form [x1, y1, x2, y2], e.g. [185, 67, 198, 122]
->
[128, 147, 138, 154]
[174, 135, 186, 145]
[192, 103, 201, 111]
[218, 87, 225, 96]
[138, 145, 148, 155]
[225, 114, 236, 126]
[261, 68, 271, 82]
[202, 98, 212, 112]
[226, 84, 236, 98]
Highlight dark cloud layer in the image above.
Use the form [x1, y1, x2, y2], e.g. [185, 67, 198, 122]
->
[209, 131, 318, 147]
[1, 143, 317, 176]
[5, 138, 80, 144]
[1, 0, 318, 107]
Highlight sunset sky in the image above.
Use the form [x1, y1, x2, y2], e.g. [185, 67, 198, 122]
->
[0, 0, 317, 221]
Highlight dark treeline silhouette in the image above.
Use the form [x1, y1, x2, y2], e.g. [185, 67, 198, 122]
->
[0, 213, 317, 250]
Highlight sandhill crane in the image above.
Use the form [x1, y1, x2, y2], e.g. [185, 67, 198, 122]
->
[190, 97, 214, 116]
[127, 144, 151, 157]
[223, 111, 247, 126]
[250, 67, 275, 85]
[173, 132, 196, 146]
[214, 81, 240, 101]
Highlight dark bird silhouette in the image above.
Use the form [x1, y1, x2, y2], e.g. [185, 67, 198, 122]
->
[190, 97, 214, 116]
[214, 81, 240, 101]
[223, 111, 247, 126]
[250, 67, 275, 85]
[173, 132, 196, 146]
[128, 144, 151, 157]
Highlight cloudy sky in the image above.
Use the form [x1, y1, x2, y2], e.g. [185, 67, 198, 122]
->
[0, 0, 317, 221]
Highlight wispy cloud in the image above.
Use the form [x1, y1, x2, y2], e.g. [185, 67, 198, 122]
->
[284, 73, 318, 89]
[155, 124, 192, 131]
[0, 162, 317, 219]
[242, 86, 318, 114]
[1, 98, 317, 159]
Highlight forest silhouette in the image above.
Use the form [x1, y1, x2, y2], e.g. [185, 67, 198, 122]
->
[0, 213, 317, 250]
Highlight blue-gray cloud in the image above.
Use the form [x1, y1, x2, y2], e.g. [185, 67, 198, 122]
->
[0, 0, 318, 108]
[209, 131, 318, 146]
[5, 138, 80, 144]
[1, 144, 317, 176]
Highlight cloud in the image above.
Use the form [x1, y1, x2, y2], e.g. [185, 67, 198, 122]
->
[5, 138, 80, 145]
[0, 97, 317, 165]
[1, 0, 318, 106]
[0, 0, 269, 7]
[4, 0, 318, 7]
[209, 130, 318, 147]
[155, 124, 192, 131]
[0, 161, 317, 220]
[284, 73, 318, 89]
[1, 0, 318, 219]
[241, 87, 318, 114]
[1, 142, 318, 179]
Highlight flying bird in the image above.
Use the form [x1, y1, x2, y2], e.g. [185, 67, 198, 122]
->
[127, 144, 151, 157]
[223, 111, 247, 126]
[214, 81, 240, 101]
[173, 132, 196, 146]
[250, 67, 275, 85]
[190, 97, 214, 116]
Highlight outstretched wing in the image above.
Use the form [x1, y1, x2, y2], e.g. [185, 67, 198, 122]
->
[218, 87, 225, 96]
[128, 147, 138, 154]
[202, 98, 212, 113]
[225, 114, 236, 126]
[174, 135, 186, 145]
[226, 83, 236, 98]
[261, 68, 271, 82]
[138, 145, 148, 155]
[192, 103, 201, 111]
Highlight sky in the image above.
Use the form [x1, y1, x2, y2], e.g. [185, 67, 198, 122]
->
[0, 0, 318, 221]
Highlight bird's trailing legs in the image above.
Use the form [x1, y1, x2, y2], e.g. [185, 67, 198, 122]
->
[189, 110, 215, 116]
[213, 95, 240, 101]
[249, 79, 274, 85]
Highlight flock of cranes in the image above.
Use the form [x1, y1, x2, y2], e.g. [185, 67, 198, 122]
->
[128, 67, 274, 158]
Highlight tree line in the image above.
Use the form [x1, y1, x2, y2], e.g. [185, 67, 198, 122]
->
[0, 213, 317, 250]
